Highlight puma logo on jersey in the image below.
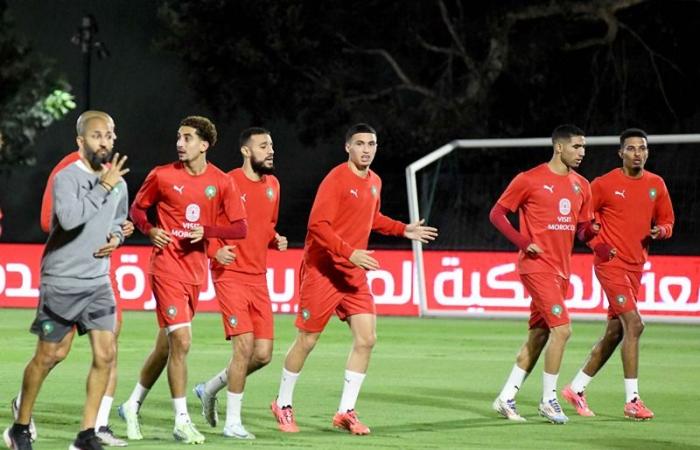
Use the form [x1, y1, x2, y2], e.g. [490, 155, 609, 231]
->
[350, 189, 358, 198]
[241, 193, 247, 203]
[173, 185, 184, 194]
[614, 190, 625, 198]
[543, 185, 554, 193]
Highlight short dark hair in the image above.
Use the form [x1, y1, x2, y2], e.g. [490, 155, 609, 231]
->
[619, 128, 648, 147]
[345, 123, 377, 143]
[239, 127, 270, 148]
[180, 116, 217, 147]
[551, 124, 585, 144]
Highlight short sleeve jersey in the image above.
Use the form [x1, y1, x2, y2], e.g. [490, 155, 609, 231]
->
[133, 162, 246, 285]
[210, 168, 280, 279]
[590, 168, 674, 271]
[497, 163, 593, 279]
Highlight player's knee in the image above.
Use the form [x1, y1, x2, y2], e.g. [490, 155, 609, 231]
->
[529, 327, 550, 347]
[234, 337, 255, 360]
[169, 333, 192, 353]
[35, 341, 72, 370]
[53, 343, 71, 362]
[35, 350, 63, 370]
[605, 327, 624, 344]
[93, 345, 115, 368]
[637, 320, 645, 336]
[298, 332, 320, 353]
[562, 327, 572, 342]
[253, 348, 272, 367]
[551, 324, 571, 342]
[628, 319, 644, 338]
[354, 333, 376, 351]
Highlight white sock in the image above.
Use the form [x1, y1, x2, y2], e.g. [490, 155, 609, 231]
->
[498, 364, 528, 401]
[338, 370, 366, 412]
[570, 370, 593, 394]
[127, 383, 150, 410]
[95, 396, 113, 429]
[173, 397, 190, 424]
[276, 368, 300, 408]
[205, 368, 228, 396]
[624, 378, 639, 403]
[225, 391, 243, 427]
[16, 391, 22, 405]
[542, 372, 559, 401]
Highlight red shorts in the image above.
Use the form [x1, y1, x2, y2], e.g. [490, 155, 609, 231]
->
[520, 272, 570, 329]
[150, 275, 200, 328]
[214, 278, 273, 340]
[295, 268, 374, 333]
[594, 266, 642, 320]
[109, 272, 123, 323]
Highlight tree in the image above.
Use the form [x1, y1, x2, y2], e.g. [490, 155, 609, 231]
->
[158, 0, 700, 157]
[0, 0, 75, 167]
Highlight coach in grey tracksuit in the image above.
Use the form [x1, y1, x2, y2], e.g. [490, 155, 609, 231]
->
[34, 159, 129, 339]
[5, 113, 130, 450]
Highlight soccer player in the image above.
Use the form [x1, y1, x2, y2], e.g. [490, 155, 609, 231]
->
[489, 124, 597, 424]
[270, 123, 438, 435]
[3, 115, 129, 450]
[562, 128, 674, 420]
[11, 110, 132, 447]
[117, 116, 247, 445]
[193, 127, 287, 439]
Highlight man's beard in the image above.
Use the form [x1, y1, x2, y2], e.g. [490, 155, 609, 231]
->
[86, 147, 113, 171]
[251, 156, 274, 175]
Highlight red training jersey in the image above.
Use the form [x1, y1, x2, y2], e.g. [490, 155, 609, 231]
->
[208, 168, 280, 282]
[497, 163, 593, 279]
[40, 151, 81, 233]
[304, 163, 406, 288]
[132, 162, 246, 285]
[589, 168, 674, 271]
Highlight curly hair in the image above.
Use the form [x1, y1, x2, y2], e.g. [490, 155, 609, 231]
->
[180, 116, 217, 147]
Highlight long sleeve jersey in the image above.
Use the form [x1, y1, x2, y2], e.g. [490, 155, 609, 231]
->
[130, 162, 246, 285]
[40, 151, 80, 233]
[303, 163, 406, 288]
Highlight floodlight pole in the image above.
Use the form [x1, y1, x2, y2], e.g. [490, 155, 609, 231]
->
[72, 14, 109, 110]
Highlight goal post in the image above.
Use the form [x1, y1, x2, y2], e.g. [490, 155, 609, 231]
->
[406, 134, 700, 320]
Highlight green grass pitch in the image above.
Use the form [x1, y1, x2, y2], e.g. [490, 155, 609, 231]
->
[1, 309, 699, 449]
